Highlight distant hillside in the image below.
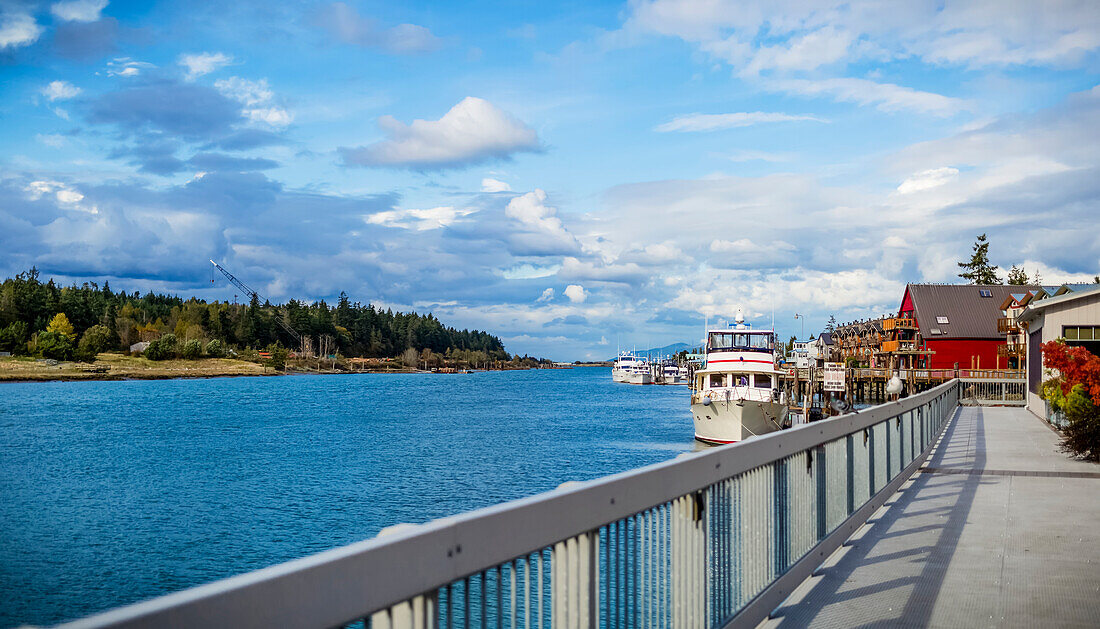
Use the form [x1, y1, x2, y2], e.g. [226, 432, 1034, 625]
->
[609, 341, 698, 361]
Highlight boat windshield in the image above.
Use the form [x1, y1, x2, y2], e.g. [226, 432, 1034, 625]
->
[708, 332, 774, 351]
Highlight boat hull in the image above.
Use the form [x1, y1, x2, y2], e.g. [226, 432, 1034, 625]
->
[690, 398, 787, 444]
[613, 366, 652, 384]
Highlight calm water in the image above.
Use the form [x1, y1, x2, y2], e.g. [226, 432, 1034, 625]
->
[0, 368, 694, 627]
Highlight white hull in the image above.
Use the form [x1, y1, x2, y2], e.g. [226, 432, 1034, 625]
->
[614, 368, 652, 384]
[691, 398, 787, 444]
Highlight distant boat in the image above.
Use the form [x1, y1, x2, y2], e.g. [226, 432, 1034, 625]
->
[611, 352, 652, 384]
[690, 310, 789, 444]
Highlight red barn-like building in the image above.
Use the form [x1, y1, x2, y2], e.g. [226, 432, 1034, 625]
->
[895, 284, 1039, 370]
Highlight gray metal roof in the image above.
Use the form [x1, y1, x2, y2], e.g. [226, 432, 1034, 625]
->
[905, 284, 1039, 339]
[1018, 284, 1100, 323]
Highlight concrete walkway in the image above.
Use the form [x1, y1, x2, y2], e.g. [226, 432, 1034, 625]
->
[763, 406, 1100, 628]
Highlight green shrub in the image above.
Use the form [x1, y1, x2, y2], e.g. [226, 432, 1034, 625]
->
[36, 331, 74, 360]
[75, 324, 114, 362]
[265, 343, 288, 371]
[144, 333, 178, 361]
[181, 339, 203, 359]
[205, 339, 225, 358]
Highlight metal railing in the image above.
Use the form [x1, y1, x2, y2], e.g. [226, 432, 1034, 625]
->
[62, 381, 961, 629]
[959, 377, 1026, 406]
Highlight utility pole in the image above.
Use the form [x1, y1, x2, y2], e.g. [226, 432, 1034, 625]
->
[794, 313, 805, 339]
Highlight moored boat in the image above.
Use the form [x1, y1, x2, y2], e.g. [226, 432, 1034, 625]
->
[690, 310, 789, 444]
[611, 352, 652, 384]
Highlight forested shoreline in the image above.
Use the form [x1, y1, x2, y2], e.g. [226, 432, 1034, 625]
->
[0, 269, 516, 368]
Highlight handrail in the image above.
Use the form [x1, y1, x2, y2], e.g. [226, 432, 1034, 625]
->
[61, 381, 961, 629]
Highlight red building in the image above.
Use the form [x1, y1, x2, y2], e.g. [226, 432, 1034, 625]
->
[891, 284, 1039, 370]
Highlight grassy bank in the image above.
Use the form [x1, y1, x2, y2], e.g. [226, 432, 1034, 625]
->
[0, 354, 272, 382]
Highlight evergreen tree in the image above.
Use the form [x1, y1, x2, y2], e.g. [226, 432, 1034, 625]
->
[957, 234, 1001, 284]
[1006, 265, 1029, 285]
[826, 314, 837, 333]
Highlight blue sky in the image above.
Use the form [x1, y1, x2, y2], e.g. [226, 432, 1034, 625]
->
[2, 0, 1099, 360]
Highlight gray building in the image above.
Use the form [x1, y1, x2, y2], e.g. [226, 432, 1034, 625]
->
[1017, 284, 1100, 418]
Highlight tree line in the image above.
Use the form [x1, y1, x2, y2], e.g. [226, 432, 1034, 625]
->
[0, 268, 509, 363]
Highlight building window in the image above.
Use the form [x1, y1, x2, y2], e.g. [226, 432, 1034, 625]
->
[930, 328, 942, 335]
[979, 289, 993, 297]
[1064, 326, 1099, 341]
[936, 316, 949, 324]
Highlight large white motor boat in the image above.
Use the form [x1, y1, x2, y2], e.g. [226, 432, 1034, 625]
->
[611, 352, 652, 384]
[690, 311, 789, 444]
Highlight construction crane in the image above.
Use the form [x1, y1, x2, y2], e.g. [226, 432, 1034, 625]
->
[209, 260, 301, 344]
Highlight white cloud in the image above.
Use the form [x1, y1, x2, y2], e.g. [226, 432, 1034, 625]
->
[0, 12, 42, 49]
[896, 167, 959, 194]
[365, 206, 477, 230]
[564, 284, 587, 303]
[51, 0, 108, 22]
[481, 177, 511, 192]
[504, 189, 583, 255]
[767, 78, 969, 117]
[341, 97, 541, 169]
[625, 0, 1100, 71]
[246, 107, 293, 127]
[215, 77, 273, 106]
[41, 80, 81, 101]
[656, 111, 826, 132]
[536, 288, 555, 302]
[179, 52, 233, 80]
[106, 58, 155, 77]
[24, 180, 97, 214]
[215, 77, 293, 128]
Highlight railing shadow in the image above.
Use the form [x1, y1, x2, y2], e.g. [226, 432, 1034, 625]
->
[768, 406, 988, 627]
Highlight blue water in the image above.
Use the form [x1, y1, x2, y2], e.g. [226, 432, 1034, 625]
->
[0, 368, 695, 627]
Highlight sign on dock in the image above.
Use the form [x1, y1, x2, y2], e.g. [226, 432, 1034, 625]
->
[823, 362, 845, 392]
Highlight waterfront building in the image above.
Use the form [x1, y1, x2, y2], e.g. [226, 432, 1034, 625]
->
[1017, 283, 1100, 417]
[833, 318, 886, 367]
[883, 284, 1039, 370]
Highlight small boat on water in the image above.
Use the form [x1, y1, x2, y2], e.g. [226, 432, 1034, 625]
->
[611, 352, 652, 384]
[660, 361, 688, 384]
[690, 310, 789, 444]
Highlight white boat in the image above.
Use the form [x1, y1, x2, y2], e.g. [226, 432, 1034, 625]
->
[690, 310, 789, 444]
[612, 352, 652, 384]
[661, 362, 687, 384]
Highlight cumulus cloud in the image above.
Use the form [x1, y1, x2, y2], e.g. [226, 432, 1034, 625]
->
[41, 80, 81, 101]
[504, 189, 582, 255]
[482, 177, 511, 192]
[51, 0, 108, 23]
[313, 2, 441, 54]
[365, 206, 477, 230]
[0, 11, 42, 49]
[179, 52, 233, 80]
[656, 111, 826, 132]
[536, 287, 554, 302]
[341, 97, 541, 170]
[564, 284, 587, 303]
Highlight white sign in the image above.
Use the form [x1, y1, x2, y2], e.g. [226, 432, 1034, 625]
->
[823, 362, 846, 392]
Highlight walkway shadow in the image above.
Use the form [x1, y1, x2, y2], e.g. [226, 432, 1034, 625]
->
[768, 407, 990, 628]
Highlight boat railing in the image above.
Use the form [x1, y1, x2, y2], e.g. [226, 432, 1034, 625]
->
[63, 380, 960, 629]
